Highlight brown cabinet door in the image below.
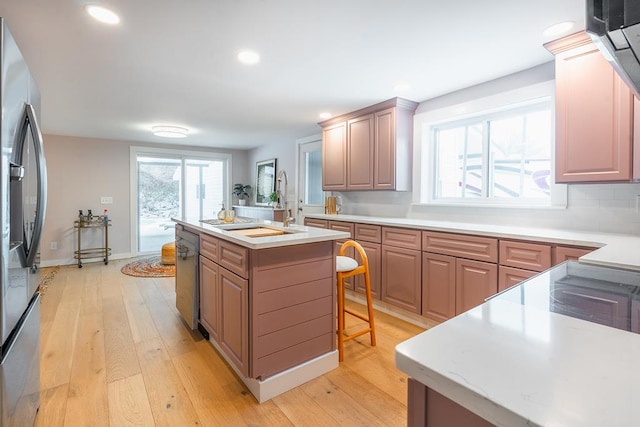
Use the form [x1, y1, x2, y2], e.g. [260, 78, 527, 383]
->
[499, 240, 551, 272]
[422, 252, 456, 322]
[354, 241, 381, 299]
[200, 234, 218, 262]
[382, 227, 422, 250]
[218, 240, 249, 279]
[422, 231, 497, 263]
[374, 107, 396, 190]
[304, 218, 328, 229]
[552, 284, 629, 330]
[548, 33, 634, 183]
[498, 265, 537, 292]
[322, 121, 347, 191]
[354, 223, 382, 243]
[455, 259, 497, 314]
[219, 267, 249, 377]
[553, 246, 593, 265]
[381, 245, 422, 313]
[199, 255, 220, 342]
[347, 114, 374, 190]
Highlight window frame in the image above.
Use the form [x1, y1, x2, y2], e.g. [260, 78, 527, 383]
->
[415, 81, 567, 209]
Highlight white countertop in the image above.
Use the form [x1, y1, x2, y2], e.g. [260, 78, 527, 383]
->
[395, 262, 640, 426]
[305, 213, 640, 272]
[172, 217, 349, 249]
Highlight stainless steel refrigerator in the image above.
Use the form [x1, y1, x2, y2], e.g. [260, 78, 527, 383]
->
[0, 18, 47, 427]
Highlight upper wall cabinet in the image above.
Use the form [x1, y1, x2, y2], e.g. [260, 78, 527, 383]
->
[320, 97, 419, 191]
[545, 32, 636, 183]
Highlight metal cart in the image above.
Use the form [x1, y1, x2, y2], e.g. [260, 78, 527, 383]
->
[74, 215, 111, 268]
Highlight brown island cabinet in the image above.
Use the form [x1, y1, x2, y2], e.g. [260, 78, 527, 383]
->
[190, 225, 340, 403]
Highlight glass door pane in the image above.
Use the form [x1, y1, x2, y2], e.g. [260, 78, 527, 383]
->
[297, 140, 324, 223]
[184, 159, 225, 220]
[137, 156, 181, 252]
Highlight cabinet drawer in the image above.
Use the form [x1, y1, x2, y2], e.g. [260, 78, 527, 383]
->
[329, 220, 354, 238]
[422, 231, 498, 263]
[382, 227, 421, 250]
[553, 246, 594, 265]
[498, 266, 538, 292]
[499, 240, 551, 272]
[355, 223, 382, 243]
[200, 234, 218, 262]
[219, 240, 249, 279]
[304, 218, 328, 229]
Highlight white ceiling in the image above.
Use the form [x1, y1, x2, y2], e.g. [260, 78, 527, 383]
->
[0, 0, 585, 150]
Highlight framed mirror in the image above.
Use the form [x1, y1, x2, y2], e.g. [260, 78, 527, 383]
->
[255, 158, 277, 206]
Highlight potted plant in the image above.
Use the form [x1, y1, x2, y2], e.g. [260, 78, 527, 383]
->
[269, 191, 278, 208]
[233, 183, 252, 206]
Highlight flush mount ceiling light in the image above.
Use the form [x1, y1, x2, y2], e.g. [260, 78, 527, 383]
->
[85, 5, 121, 25]
[237, 50, 260, 65]
[543, 21, 575, 37]
[152, 125, 189, 138]
[319, 112, 332, 120]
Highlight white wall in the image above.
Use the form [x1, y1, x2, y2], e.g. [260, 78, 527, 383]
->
[41, 134, 249, 266]
[246, 141, 297, 207]
[336, 62, 640, 236]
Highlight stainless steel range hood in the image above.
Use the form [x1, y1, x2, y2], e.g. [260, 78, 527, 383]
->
[586, 0, 640, 96]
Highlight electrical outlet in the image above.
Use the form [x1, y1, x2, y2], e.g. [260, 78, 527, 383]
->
[101, 196, 113, 204]
[50, 241, 57, 250]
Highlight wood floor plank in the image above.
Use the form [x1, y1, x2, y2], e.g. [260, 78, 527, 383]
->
[103, 296, 142, 383]
[134, 277, 196, 358]
[299, 375, 390, 427]
[119, 278, 160, 344]
[107, 374, 155, 427]
[134, 338, 201, 426]
[34, 384, 69, 427]
[81, 267, 103, 315]
[40, 298, 81, 390]
[63, 311, 109, 427]
[272, 387, 342, 426]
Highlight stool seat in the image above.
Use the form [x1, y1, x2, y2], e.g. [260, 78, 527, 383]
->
[336, 256, 358, 272]
[161, 242, 176, 265]
[336, 240, 376, 362]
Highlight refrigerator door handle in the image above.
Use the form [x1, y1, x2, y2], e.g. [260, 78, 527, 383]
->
[15, 103, 47, 268]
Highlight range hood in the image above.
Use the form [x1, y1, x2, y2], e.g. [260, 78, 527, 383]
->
[586, 0, 640, 95]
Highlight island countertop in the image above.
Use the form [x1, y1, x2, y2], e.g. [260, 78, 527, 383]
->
[395, 261, 640, 426]
[172, 217, 349, 249]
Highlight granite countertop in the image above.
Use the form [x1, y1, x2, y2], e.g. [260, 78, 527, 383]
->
[304, 213, 640, 272]
[172, 217, 349, 249]
[395, 262, 640, 426]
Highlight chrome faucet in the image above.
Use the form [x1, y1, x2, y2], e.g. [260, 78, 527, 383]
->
[276, 170, 295, 227]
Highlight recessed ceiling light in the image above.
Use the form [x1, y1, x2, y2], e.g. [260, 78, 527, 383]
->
[152, 125, 189, 138]
[85, 5, 120, 25]
[237, 50, 260, 65]
[319, 112, 332, 120]
[393, 81, 411, 91]
[543, 21, 575, 37]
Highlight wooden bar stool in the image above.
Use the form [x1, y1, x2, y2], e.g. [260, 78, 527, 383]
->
[336, 240, 376, 362]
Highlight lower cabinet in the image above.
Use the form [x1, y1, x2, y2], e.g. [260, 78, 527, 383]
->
[551, 284, 629, 331]
[381, 244, 422, 313]
[354, 240, 381, 298]
[199, 253, 249, 377]
[199, 255, 220, 342]
[498, 265, 537, 292]
[422, 254, 498, 320]
[219, 267, 249, 377]
[408, 379, 493, 427]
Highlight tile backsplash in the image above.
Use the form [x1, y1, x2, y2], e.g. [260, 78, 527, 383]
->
[336, 183, 640, 235]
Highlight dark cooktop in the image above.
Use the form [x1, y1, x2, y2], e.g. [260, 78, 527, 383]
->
[495, 261, 640, 333]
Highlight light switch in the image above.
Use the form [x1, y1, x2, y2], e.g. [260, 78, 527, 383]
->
[101, 196, 113, 204]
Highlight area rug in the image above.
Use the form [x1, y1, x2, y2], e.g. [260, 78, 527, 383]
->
[38, 266, 60, 298]
[121, 256, 175, 278]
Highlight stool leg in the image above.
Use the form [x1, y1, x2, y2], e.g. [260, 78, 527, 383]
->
[336, 272, 345, 362]
[364, 268, 376, 347]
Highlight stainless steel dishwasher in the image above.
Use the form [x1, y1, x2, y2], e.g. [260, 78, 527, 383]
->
[175, 224, 199, 330]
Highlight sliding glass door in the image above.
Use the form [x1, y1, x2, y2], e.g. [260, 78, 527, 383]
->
[133, 148, 230, 254]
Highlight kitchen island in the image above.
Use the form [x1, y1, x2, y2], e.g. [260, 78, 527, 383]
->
[395, 261, 640, 426]
[173, 217, 349, 403]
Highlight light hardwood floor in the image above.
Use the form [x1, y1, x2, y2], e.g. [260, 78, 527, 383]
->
[35, 259, 426, 426]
